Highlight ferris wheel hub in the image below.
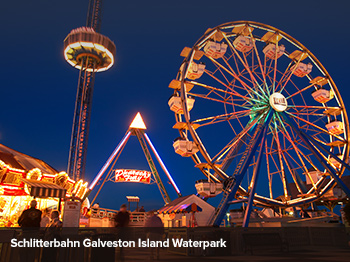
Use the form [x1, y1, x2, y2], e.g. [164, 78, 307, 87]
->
[269, 93, 287, 112]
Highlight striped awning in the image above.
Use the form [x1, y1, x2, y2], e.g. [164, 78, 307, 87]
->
[20, 178, 66, 198]
[159, 203, 202, 214]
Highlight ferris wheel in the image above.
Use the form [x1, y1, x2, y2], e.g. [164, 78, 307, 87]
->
[168, 21, 350, 226]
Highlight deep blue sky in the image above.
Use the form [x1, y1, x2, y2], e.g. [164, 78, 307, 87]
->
[1, 0, 350, 210]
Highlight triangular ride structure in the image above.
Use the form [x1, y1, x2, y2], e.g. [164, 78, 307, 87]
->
[88, 113, 181, 205]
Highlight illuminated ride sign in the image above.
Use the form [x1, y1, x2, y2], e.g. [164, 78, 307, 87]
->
[114, 169, 151, 184]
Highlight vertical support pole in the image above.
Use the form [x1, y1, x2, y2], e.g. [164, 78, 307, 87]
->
[213, 111, 273, 226]
[86, 0, 103, 32]
[242, 125, 268, 227]
[283, 153, 308, 194]
[68, 58, 96, 181]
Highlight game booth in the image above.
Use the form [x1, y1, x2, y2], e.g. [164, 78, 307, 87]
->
[0, 144, 88, 227]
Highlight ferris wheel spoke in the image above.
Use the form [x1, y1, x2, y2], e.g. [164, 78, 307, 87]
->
[291, 112, 325, 117]
[188, 80, 253, 103]
[280, 116, 328, 167]
[287, 106, 328, 117]
[236, 71, 258, 91]
[217, 66, 235, 87]
[302, 130, 350, 172]
[203, 69, 259, 104]
[248, 32, 269, 90]
[192, 110, 252, 127]
[277, 116, 314, 170]
[266, 60, 275, 76]
[267, 148, 282, 186]
[212, 136, 240, 164]
[206, 55, 267, 102]
[280, 148, 305, 195]
[288, 105, 340, 110]
[282, 113, 350, 197]
[287, 107, 339, 125]
[276, 116, 319, 190]
[278, 57, 305, 93]
[274, 69, 293, 93]
[265, 140, 274, 199]
[230, 52, 254, 86]
[286, 111, 345, 141]
[187, 92, 252, 110]
[250, 66, 265, 85]
[271, 43, 279, 93]
[272, 117, 289, 198]
[214, 116, 261, 163]
[278, 115, 327, 157]
[223, 34, 263, 92]
[290, 114, 328, 134]
[285, 83, 316, 100]
[221, 55, 254, 87]
[241, 52, 270, 98]
[263, 54, 267, 77]
[207, 88, 229, 102]
[287, 108, 322, 116]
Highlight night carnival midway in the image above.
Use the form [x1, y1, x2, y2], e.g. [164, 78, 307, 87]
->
[0, 0, 350, 261]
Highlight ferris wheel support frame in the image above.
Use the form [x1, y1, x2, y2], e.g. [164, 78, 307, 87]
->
[171, 21, 350, 227]
[282, 113, 350, 197]
[242, 124, 268, 227]
[212, 111, 273, 226]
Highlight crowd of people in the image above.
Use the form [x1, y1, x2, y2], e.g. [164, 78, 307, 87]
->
[113, 204, 164, 260]
[18, 200, 63, 228]
[18, 200, 164, 260]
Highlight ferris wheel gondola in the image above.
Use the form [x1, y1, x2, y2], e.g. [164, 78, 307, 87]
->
[168, 21, 350, 226]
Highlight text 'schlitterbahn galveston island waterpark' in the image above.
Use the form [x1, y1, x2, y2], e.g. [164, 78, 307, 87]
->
[1, 0, 350, 253]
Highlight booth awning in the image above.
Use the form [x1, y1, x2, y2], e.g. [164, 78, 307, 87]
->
[20, 178, 66, 198]
[159, 203, 202, 214]
[0, 143, 58, 174]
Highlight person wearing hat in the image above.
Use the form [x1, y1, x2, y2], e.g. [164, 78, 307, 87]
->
[18, 199, 42, 227]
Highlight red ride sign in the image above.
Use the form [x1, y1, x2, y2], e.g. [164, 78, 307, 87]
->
[114, 169, 151, 184]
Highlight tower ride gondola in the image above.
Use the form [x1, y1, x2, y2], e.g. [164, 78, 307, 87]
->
[64, 0, 116, 181]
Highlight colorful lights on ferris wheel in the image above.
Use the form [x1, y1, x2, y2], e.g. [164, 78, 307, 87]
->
[232, 35, 254, 53]
[203, 40, 228, 59]
[186, 62, 206, 80]
[173, 137, 199, 157]
[168, 21, 350, 226]
[168, 94, 195, 114]
[262, 43, 285, 59]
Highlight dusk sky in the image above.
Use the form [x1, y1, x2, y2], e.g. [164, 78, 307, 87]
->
[1, 0, 350, 210]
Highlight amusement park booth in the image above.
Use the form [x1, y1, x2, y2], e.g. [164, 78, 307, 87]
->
[0, 143, 88, 227]
[158, 194, 215, 227]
